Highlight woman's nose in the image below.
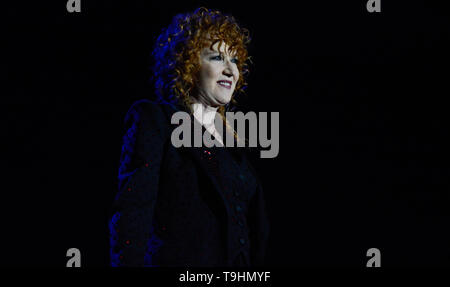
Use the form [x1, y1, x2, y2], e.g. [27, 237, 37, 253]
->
[223, 69, 233, 78]
[223, 57, 236, 79]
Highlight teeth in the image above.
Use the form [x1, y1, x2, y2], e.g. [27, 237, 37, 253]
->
[218, 81, 231, 87]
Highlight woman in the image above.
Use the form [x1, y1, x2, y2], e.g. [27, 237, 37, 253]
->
[109, 7, 269, 267]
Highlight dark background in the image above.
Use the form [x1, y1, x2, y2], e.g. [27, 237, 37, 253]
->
[3, 0, 450, 267]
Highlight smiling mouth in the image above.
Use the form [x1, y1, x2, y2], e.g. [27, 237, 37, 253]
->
[217, 80, 232, 89]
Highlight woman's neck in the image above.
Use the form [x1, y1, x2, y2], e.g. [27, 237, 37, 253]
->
[191, 101, 219, 127]
[190, 100, 224, 146]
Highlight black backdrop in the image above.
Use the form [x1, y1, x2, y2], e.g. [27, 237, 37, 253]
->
[3, 0, 450, 267]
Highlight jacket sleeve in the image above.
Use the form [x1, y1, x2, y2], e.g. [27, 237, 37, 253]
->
[248, 183, 271, 267]
[109, 100, 168, 267]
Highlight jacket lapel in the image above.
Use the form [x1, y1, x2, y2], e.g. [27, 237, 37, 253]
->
[160, 101, 230, 210]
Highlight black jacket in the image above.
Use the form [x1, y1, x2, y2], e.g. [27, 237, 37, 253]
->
[109, 99, 270, 267]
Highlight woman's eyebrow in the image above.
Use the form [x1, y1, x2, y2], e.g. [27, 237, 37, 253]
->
[205, 50, 237, 58]
[204, 50, 221, 55]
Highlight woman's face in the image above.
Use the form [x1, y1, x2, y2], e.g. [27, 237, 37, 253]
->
[196, 41, 240, 107]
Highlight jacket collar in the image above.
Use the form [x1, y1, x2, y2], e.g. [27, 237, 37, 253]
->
[159, 99, 230, 193]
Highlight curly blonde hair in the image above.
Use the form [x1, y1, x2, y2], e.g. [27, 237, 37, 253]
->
[151, 7, 251, 119]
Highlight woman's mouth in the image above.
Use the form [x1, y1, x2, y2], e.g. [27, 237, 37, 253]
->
[217, 80, 232, 89]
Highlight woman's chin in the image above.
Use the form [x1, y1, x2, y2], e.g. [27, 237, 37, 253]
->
[215, 95, 232, 106]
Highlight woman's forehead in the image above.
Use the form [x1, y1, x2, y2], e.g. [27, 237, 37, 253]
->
[203, 40, 237, 56]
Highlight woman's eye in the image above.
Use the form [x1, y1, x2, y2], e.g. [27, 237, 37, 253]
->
[209, 55, 238, 64]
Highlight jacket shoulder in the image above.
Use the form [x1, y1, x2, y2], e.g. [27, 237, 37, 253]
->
[123, 99, 178, 136]
[124, 99, 166, 125]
